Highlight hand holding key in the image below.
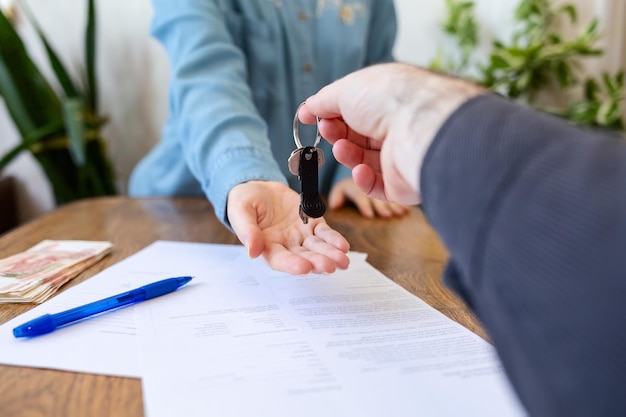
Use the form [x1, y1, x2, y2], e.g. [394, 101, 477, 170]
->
[294, 101, 411, 218]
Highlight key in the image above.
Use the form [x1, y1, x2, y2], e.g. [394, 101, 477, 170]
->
[297, 146, 326, 224]
[288, 148, 303, 176]
[288, 146, 324, 176]
[290, 102, 325, 224]
[288, 146, 325, 223]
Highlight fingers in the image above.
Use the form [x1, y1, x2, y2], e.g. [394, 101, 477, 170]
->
[316, 118, 347, 144]
[227, 195, 265, 259]
[238, 224, 265, 259]
[352, 164, 388, 202]
[298, 227, 351, 274]
[350, 196, 374, 218]
[241, 224, 349, 275]
[301, 225, 351, 273]
[318, 119, 381, 150]
[329, 177, 410, 218]
[300, 84, 345, 120]
[328, 182, 348, 211]
[371, 199, 411, 217]
[261, 245, 316, 275]
[228, 181, 351, 275]
[300, 104, 381, 151]
[311, 221, 350, 254]
[298, 104, 327, 125]
[333, 139, 382, 173]
[262, 247, 339, 275]
[262, 223, 350, 275]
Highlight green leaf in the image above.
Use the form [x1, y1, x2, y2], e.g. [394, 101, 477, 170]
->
[0, 141, 30, 172]
[516, 70, 533, 94]
[583, 78, 600, 100]
[85, 0, 98, 112]
[568, 101, 596, 125]
[62, 98, 86, 166]
[0, 54, 35, 135]
[556, 4, 577, 23]
[435, 0, 479, 75]
[1, 1, 117, 203]
[585, 18, 599, 36]
[554, 61, 573, 87]
[0, 119, 64, 171]
[429, 50, 445, 72]
[34, 150, 78, 203]
[547, 33, 561, 44]
[507, 46, 532, 58]
[602, 72, 616, 94]
[489, 54, 509, 69]
[0, 9, 63, 138]
[602, 72, 625, 99]
[18, 0, 80, 98]
[597, 100, 617, 126]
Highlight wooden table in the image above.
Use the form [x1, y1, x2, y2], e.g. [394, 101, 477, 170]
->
[0, 197, 483, 417]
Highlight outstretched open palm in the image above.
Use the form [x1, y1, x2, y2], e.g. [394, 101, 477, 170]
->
[227, 181, 350, 275]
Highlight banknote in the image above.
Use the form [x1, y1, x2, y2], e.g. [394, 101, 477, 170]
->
[0, 240, 112, 303]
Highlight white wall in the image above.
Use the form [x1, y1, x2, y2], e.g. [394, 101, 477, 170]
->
[0, 0, 624, 225]
[394, 0, 515, 68]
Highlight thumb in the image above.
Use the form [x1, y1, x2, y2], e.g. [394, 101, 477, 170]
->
[228, 203, 265, 258]
[328, 182, 347, 210]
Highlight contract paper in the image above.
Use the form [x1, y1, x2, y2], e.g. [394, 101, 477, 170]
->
[133, 241, 526, 417]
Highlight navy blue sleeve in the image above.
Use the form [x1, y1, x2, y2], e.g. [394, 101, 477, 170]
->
[421, 94, 626, 417]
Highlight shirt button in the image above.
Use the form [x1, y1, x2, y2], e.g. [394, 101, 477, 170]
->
[299, 11, 308, 21]
[302, 63, 312, 73]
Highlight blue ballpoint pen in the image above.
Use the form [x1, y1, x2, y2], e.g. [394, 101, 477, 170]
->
[13, 276, 193, 338]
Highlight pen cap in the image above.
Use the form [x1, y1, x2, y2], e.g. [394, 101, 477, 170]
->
[13, 314, 56, 337]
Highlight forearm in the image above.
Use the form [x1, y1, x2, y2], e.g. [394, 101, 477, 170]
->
[151, 0, 286, 223]
[421, 94, 626, 416]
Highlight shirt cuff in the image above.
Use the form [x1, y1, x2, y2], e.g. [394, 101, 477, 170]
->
[203, 146, 287, 228]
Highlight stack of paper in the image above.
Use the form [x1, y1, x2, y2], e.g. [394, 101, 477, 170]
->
[0, 240, 112, 303]
[0, 241, 526, 416]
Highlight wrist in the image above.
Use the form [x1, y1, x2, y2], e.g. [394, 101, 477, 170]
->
[398, 67, 485, 199]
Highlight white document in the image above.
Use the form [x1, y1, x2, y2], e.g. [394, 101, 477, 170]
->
[133, 241, 526, 417]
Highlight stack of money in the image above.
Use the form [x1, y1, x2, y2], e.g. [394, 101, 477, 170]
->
[0, 240, 112, 304]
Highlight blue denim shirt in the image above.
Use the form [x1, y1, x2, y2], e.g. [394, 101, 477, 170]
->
[129, 0, 397, 225]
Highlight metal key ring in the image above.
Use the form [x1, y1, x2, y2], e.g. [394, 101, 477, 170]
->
[293, 102, 321, 149]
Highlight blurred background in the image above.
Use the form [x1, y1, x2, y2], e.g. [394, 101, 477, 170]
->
[0, 0, 624, 231]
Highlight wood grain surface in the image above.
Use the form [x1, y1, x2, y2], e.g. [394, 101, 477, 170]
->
[0, 197, 483, 417]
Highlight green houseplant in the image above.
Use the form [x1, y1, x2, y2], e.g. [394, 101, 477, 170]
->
[0, 0, 117, 205]
[431, 0, 625, 131]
